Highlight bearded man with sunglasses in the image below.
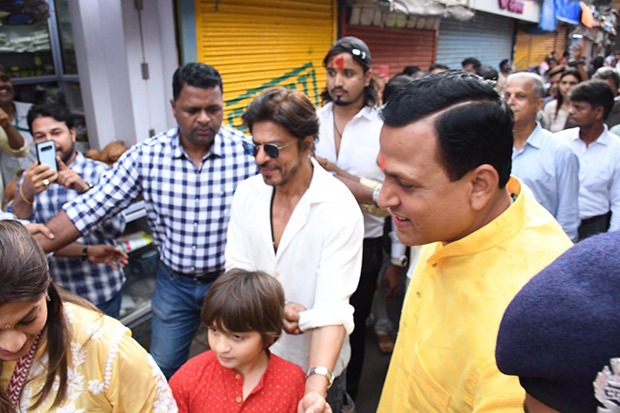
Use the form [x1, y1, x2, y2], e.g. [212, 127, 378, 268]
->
[226, 87, 364, 413]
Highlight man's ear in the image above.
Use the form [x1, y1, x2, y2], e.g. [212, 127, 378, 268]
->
[536, 97, 544, 113]
[594, 105, 605, 121]
[364, 69, 373, 87]
[70, 127, 77, 143]
[170, 98, 175, 110]
[302, 136, 314, 152]
[469, 164, 500, 211]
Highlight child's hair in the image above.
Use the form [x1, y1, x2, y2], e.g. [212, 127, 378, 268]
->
[201, 269, 285, 347]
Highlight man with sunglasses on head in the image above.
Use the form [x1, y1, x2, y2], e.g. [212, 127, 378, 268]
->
[0, 66, 34, 203]
[29, 62, 256, 379]
[314, 36, 407, 404]
[226, 87, 364, 413]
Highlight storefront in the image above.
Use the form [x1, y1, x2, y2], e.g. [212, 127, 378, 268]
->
[0, 0, 86, 144]
[436, 0, 542, 70]
[343, 2, 438, 77]
[183, 0, 337, 130]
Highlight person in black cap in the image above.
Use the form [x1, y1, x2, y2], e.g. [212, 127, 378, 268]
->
[314, 36, 408, 405]
[496, 231, 620, 413]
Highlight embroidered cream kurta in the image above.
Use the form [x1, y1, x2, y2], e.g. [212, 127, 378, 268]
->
[1, 303, 177, 412]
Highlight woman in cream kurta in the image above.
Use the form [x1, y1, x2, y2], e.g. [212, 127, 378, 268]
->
[0, 220, 177, 413]
[0, 302, 177, 412]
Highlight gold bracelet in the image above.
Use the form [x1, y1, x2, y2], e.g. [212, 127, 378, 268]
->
[18, 185, 33, 205]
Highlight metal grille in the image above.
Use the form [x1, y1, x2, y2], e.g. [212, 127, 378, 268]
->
[343, 24, 437, 77]
[436, 11, 516, 71]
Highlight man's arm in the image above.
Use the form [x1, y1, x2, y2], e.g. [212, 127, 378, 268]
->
[315, 156, 374, 204]
[383, 230, 407, 298]
[554, 149, 580, 242]
[33, 210, 81, 252]
[11, 163, 57, 219]
[0, 107, 27, 153]
[54, 242, 128, 268]
[298, 325, 346, 413]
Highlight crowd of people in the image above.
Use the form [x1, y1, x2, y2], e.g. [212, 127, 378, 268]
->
[1, 35, 620, 413]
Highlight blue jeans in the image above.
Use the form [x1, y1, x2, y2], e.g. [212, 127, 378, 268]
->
[150, 262, 213, 378]
[97, 287, 123, 319]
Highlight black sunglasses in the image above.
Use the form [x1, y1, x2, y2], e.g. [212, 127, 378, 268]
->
[243, 140, 296, 159]
[0, 75, 11, 82]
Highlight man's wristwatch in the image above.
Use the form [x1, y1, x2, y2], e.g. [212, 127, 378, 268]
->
[391, 255, 408, 267]
[81, 244, 89, 259]
[306, 366, 334, 389]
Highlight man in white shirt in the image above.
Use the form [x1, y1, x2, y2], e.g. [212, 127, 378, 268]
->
[555, 79, 620, 239]
[313, 36, 407, 403]
[225, 87, 364, 413]
[505, 72, 580, 241]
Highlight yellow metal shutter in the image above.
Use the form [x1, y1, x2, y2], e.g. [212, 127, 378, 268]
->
[195, 0, 336, 130]
[514, 26, 568, 71]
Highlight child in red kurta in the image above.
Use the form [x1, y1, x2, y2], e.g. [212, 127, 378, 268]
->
[169, 269, 305, 412]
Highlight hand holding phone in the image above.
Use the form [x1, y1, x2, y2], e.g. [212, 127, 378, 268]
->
[36, 140, 58, 172]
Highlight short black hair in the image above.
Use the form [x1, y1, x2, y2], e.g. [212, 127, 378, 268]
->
[569, 80, 616, 120]
[429, 63, 449, 72]
[461, 57, 482, 72]
[401, 66, 421, 77]
[478, 65, 499, 81]
[382, 70, 513, 188]
[27, 103, 74, 135]
[172, 62, 223, 101]
[382, 75, 413, 104]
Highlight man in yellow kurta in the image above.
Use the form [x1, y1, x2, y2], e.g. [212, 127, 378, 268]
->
[376, 70, 573, 412]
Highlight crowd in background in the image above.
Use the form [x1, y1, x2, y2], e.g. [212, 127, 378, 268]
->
[1, 35, 620, 413]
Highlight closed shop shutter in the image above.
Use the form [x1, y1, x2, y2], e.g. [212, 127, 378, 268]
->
[436, 11, 515, 70]
[343, 24, 437, 77]
[514, 25, 568, 70]
[195, 0, 336, 129]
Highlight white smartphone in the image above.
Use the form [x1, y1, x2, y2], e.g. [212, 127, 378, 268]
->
[36, 141, 58, 172]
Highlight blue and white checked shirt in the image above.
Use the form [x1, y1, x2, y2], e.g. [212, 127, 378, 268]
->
[9, 152, 125, 306]
[63, 126, 256, 275]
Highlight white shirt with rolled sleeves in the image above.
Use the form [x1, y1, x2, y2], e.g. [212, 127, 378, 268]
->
[225, 158, 364, 377]
[555, 126, 620, 232]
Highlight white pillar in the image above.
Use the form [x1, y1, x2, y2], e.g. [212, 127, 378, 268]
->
[69, 0, 179, 149]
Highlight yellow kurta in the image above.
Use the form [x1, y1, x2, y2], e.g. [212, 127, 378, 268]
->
[1, 303, 177, 412]
[378, 177, 573, 412]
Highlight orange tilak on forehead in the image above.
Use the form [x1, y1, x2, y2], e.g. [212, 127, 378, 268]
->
[328, 55, 345, 70]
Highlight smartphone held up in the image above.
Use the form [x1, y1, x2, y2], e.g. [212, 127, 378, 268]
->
[36, 140, 58, 172]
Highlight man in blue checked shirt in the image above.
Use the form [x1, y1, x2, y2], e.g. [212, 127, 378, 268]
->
[10, 102, 127, 318]
[31, 63, 256, 378]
